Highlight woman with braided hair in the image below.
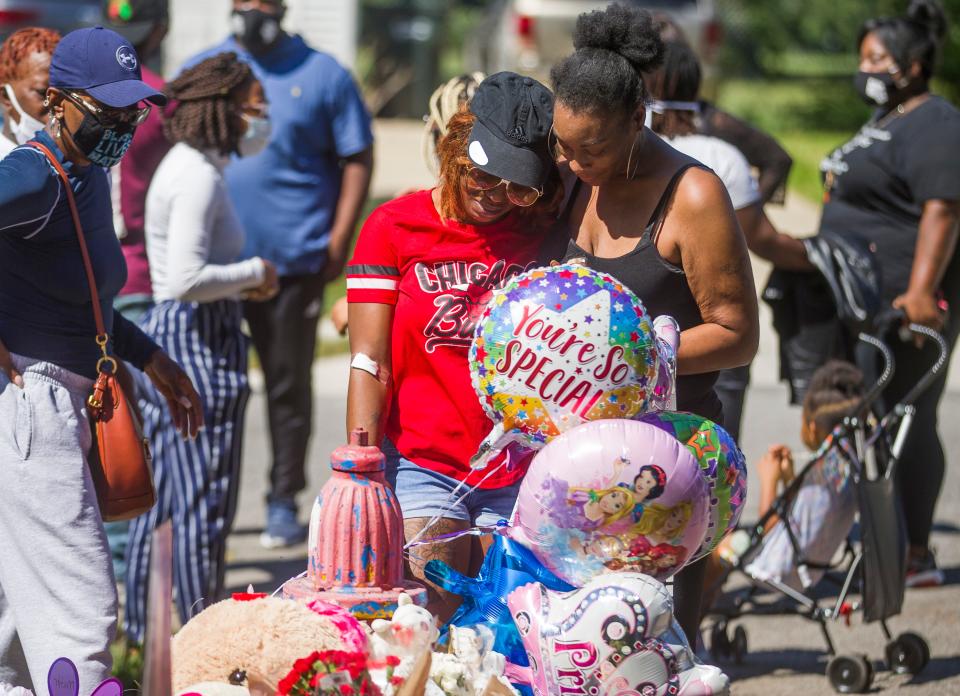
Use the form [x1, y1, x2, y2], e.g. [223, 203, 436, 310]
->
[123, 51, 278, 643]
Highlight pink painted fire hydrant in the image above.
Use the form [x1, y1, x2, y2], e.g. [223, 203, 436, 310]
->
[282, 428, 427, 619]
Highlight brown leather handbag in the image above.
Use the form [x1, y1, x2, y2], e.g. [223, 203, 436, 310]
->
[30, 141, 156, 521]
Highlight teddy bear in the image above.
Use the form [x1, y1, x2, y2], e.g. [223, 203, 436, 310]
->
[369, 593, 439, 660]
[172, 594, 352, 695]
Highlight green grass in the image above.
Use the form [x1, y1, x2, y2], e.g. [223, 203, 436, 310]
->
[714, 77, 864, 203]
[111, 637, 144, 691]
[772, 129, 851, 203]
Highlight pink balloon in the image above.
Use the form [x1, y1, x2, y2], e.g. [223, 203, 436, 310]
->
[507, 573, 730, 696]
[512, 419, 710, 586]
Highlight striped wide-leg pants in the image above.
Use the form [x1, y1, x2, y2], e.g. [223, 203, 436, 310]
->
[123, 299, 250, 642]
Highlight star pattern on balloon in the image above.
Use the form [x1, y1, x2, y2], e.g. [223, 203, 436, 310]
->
[469, 265, 662, 450]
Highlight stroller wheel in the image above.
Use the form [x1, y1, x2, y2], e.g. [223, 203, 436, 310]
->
[827, 654, 872, 693]
[709, 622, 730, 661]
[732, 625, 748, 664]
[885, 632, 929, 675]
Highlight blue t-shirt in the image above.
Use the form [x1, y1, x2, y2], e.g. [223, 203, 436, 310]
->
[0, 131, 159, 379]
[185, 35, 374, 276]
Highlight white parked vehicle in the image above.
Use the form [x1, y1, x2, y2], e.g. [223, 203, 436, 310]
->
[467, 0, 721, 93]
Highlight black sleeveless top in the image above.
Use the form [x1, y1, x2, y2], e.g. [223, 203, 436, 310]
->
[559, 164, 723, 422]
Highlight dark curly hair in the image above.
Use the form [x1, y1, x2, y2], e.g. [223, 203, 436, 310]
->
[551, 3, 664, 117]
[858, 0, 948, 82]
[163, 52, 253, 156]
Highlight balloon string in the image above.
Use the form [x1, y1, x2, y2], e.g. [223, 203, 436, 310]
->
[403, 453, 509, 550]
[404, 521, 507, 549]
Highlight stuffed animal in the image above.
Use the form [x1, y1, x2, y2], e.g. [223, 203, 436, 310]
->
[369, 593, 439, 659]
[172, 595, 349, 695]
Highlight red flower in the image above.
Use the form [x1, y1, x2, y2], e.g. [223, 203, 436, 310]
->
[385, 656, 401, 668]
[389, 676, 405, 686]
[340, 685, 354, 696]
[293, 657, 315, 674]
[277, 673, 298, 695]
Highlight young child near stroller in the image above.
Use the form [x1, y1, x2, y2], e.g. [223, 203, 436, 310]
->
[704, 360, 865, 603]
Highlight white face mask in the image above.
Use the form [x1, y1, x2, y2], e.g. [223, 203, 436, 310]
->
[644, 99, 702, 128]
[238, 113, 271, 157]
[4, 84, 46, 145]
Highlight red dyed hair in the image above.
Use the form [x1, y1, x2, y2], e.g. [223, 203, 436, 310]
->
[0, 27, 61, 84]
[435, 105, 562, 224]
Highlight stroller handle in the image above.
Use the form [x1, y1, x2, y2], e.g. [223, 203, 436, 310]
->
[854, 332, 895, 418]
[897, 323, 951, 408]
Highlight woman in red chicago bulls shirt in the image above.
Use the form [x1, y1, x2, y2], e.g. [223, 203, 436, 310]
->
[346, 72, 560, 619]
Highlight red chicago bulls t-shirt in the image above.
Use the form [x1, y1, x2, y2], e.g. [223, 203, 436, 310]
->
[346, 189, 550, 488]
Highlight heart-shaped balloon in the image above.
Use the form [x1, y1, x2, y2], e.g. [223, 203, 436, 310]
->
[507, 573, 729, 696]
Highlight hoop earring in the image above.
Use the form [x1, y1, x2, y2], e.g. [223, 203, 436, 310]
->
[625, 132, 641, 181]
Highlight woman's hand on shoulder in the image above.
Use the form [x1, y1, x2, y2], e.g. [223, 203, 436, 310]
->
[0, 338, 23, 388]
[144, 350, 204, 438]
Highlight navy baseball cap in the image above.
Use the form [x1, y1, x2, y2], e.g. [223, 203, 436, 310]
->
[49, 26, 166, 108]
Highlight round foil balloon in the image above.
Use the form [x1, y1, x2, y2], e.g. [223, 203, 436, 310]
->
[507, 573, 730, 696]
[638, 412, 747, 560]
[469, 265, 660, 462]
[512, 419, 710, 585]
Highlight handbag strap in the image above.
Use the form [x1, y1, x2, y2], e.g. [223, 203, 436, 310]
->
[28, 140, 116, 372]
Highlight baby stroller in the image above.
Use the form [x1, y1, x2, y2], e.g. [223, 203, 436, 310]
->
[704, 313, 951, 694]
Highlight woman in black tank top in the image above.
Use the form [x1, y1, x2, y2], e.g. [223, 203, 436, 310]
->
[549, 5, 759, 647]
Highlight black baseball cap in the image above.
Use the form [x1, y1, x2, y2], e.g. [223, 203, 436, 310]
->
[467, 71, 554, 190]
[49, 26, 166, 108]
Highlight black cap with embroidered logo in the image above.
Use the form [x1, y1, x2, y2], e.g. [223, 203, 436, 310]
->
[467, 71, 554, 190]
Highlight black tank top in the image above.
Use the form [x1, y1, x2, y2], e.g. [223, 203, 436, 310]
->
[559, 164, 723, 422]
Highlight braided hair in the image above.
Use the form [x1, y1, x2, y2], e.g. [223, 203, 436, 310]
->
[422, 73, 484, 172]
[163, 52, 253, 156]
[802, 360, 865, 437]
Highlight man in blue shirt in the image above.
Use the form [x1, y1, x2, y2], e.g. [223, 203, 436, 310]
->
[187, 0, 374, 547]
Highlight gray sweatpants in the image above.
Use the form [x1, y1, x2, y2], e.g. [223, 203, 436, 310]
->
[0, 355, 116, 693]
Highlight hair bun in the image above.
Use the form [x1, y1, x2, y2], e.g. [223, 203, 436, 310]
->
[908, 0, 947, 43]
[573, 3, 664, 74]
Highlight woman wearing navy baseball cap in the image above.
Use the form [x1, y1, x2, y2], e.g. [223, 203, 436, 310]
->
[0, 28, 201, 693]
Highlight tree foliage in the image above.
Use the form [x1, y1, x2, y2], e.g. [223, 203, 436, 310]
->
[721, 0, 959, 98]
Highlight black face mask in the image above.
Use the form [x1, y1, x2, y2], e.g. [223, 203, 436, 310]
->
[853, 70, 900, 107]
[232, 8, 282, 55]
[65, 113, 136, 168]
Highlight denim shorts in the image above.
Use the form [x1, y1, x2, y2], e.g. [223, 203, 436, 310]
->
[383, 441, 520, 527]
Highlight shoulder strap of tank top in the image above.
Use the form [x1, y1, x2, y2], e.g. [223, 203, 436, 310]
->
[648, 162, 709, 243]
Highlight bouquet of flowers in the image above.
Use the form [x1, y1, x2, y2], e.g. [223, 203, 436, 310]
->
[277, 650, 395, 696]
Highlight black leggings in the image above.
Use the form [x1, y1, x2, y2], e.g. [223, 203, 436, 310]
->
[856, 317, 959, 549]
